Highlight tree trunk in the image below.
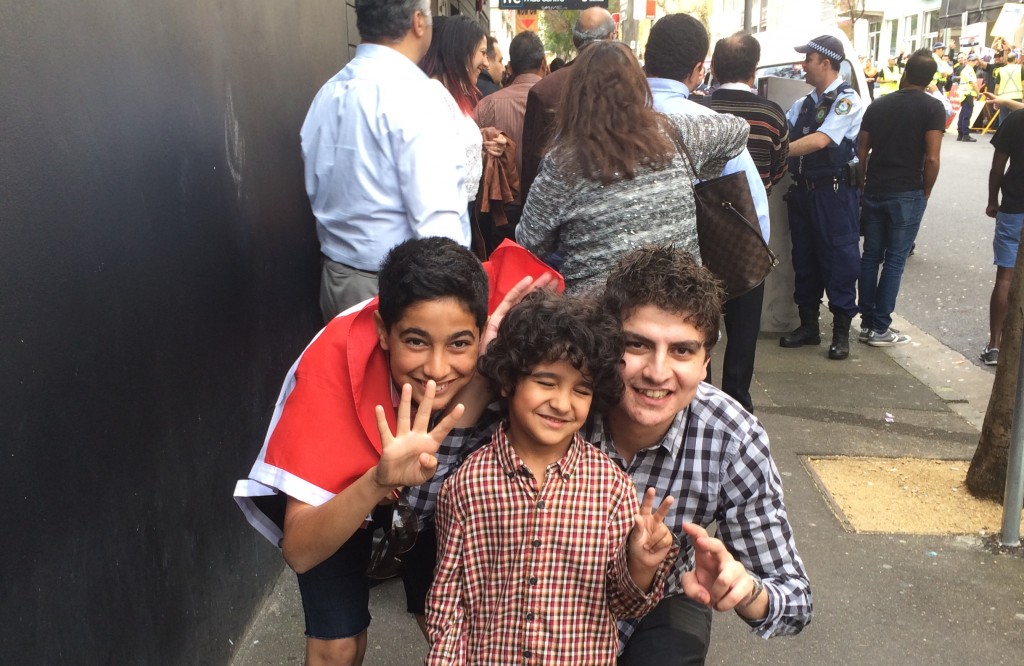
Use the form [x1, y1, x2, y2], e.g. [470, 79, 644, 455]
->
[966, 226, 1024, 501]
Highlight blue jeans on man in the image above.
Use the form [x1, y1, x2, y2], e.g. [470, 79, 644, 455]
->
[858, 190, 927, 333]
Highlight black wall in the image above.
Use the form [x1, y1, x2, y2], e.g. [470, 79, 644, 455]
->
[0, 1, 358, 662]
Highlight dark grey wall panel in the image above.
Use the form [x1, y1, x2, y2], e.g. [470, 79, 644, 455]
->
[0, 1, 355, 662]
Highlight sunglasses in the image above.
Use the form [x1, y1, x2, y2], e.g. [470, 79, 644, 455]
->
[366, 497, 419, 580]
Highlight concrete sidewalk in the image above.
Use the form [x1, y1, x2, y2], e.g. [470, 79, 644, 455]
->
[230, 314, 1024, 665]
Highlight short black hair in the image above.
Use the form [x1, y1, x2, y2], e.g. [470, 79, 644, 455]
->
[712, 32, 760, 84]
[485, 35, 498, 59]
[601, 245, 723, 352]
[644, 13, 709, 81]
[355, 0, 427, 43]
[509, 31, 545, 76]
[904, 48, 937, 86]
[377, 237, 488, 331]
[479, 291, 624, 414]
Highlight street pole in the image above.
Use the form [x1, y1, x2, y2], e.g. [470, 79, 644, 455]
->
[1000, 320, 1024, 546]
[744, 0, 753, 33]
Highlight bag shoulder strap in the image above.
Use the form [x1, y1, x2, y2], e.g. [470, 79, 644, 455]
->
[665, 117, 700, 180]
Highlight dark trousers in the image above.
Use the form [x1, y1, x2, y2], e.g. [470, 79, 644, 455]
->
[958, 95, 974, 136]
[618, 595, 713, 666]
[477, 203, 523, 257]
[786, 182, 861, 317]
[720, 282, 764, 413]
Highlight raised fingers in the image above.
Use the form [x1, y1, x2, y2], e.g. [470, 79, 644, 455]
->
[653, 494, 675, 523]
[374, 404, 395, 443]
[412, 380, 436, 432]
[429, 402, 465, 442]
[396, 383, 413, 436]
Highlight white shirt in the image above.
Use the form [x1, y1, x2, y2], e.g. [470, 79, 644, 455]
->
[301, 44, 470, 272]
[648, 78, 771, 242]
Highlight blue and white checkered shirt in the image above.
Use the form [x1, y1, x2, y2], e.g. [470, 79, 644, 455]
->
[406, 382, 812, 650]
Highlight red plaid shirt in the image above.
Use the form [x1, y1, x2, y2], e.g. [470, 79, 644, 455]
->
[426, 424, 678, 665]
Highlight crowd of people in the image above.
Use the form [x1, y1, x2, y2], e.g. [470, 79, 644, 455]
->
[231, 1, 1024, 664]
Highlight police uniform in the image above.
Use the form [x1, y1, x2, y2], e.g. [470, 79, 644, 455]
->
[783, 73, 865, 358]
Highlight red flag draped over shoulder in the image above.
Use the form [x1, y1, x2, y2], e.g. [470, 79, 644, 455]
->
[233, 241, 561, 545]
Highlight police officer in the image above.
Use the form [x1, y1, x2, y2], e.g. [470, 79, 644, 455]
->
[780, 35, 865, 360]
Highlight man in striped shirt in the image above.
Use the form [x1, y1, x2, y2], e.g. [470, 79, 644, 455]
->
[704, 31, 790, 195]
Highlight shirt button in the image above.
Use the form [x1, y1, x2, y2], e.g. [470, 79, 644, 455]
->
[528, 576, 538, 585]
[507, 471, 516, 478]
[536, 500, 545, 509]
[532, 539, 541, 548]
[525, 612, 535, 621]
[524, 649, 532, 658]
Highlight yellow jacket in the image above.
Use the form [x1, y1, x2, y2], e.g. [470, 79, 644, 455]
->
[996, 63, 1023, 100]
[878, 64, 900, 95]
[958, 65, 979, 102]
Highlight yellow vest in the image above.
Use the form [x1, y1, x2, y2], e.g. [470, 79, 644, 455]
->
[958, 65, 978, 102]
[878, 65, 900, 95]
[932, 53, 951, 86]
[997, 63, 1023, 100]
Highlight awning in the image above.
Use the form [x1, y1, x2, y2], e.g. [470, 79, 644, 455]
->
[939, 0, 1008, 29]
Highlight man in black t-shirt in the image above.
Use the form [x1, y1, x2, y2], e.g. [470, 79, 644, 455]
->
[982, 105, 1024, 365]
[856, 49, 946, 347]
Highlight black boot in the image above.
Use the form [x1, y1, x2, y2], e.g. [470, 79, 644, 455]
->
[829, 312, 852, 360]
[780, 306, 821, 348]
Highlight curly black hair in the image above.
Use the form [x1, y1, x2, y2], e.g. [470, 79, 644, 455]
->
[601, 245, 723, 352]
[479, 291, 624, 414]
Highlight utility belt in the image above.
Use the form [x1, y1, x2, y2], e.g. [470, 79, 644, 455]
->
[792, 162, 859, 192]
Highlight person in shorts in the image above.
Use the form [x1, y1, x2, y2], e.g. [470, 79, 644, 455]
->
[234, 236, 555, 665]
[983, 105, 1024, 365]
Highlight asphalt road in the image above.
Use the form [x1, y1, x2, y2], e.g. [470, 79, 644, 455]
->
[894, 129, 1001, 370]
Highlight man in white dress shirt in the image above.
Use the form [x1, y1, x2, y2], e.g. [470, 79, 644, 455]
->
[301, 0, 471, 323]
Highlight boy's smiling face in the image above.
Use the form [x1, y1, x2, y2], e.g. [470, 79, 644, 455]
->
[505, 359, 593, 457]
[375, 297, 481, 410]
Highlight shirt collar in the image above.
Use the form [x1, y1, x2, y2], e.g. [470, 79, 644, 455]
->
[718, 82, 755, 92]
[647, 77, 691, 98]
[493, 421, 585, 480]
[509, 73, 543, 86]
[355, 43, 429, 81]
[812, 76, 845, 103]
[585, 407, 690, 464]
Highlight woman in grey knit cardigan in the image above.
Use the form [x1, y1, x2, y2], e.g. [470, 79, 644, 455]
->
[516, 41, 748, 294]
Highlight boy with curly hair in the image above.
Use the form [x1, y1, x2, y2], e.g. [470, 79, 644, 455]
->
[425, 291, 679, 665]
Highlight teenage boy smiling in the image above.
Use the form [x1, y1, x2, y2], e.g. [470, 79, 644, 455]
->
[235, 238, 556, 666]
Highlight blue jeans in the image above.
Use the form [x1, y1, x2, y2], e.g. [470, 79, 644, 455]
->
[858, 190, 927, 332]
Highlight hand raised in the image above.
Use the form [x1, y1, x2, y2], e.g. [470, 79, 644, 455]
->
[373, 381, 465, 490]
[627, 488, 675, 570]
[481, 273, 558, 352]
[680, 523, 753, 612]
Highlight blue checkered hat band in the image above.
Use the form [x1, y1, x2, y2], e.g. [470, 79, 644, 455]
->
[809, 41, 842, 62]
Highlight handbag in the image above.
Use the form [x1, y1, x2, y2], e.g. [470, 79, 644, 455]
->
[668, 125, 778, 299]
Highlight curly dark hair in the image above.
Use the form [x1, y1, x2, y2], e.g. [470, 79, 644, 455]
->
[601, 245, 723, 352]
[479, 291, 624, 414]
[554, 41, 674, 185]
[377, 237, 488, 330]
